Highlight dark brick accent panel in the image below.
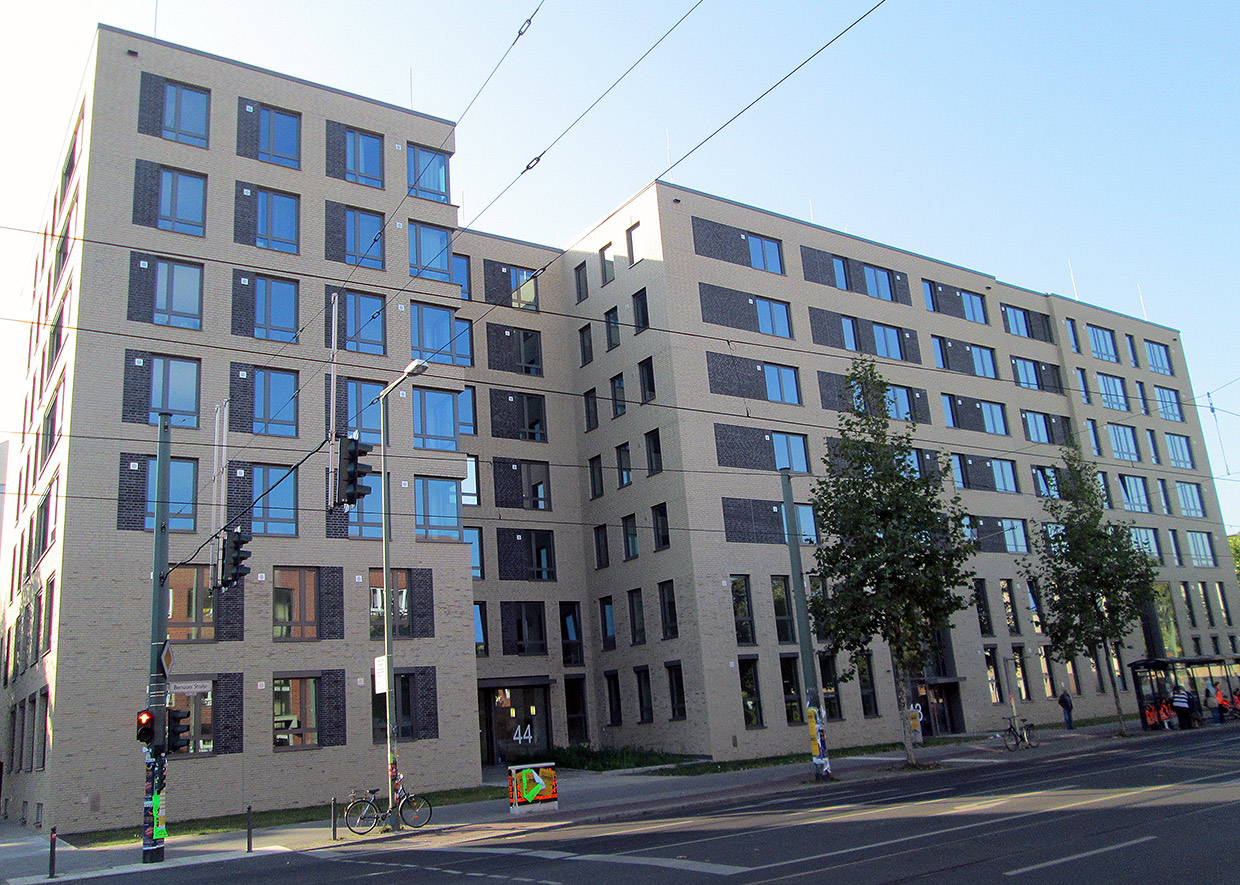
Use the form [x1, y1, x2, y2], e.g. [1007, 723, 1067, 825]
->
[972, 516, 1009, 554]
[127, 252, 157, 323]
[499, 602, 526, 654]
[325, 474, 348, 539]
[233, 181, 257, 246]
[956, 454, 997, 492]
[818, 371, 849, 412]
[492, 457, 523, 508]
[924, 280, 967, 320]
[324, 201, 346, 263]
[496, 529, 531, 581]
[324, 374, 350, 438]
[408, 568, 435, 638]
[915, 448, 941, 479]
[909, 388, 932, 424]
[722, 497, 786, 545]
[705, 352, 766, 399]
[483, 259, 513, 306]
[487, 323, 519, 373]
[1049, 414, 1072, 446]
[215, 574, 245, 641]
[801, 245, 838, 287]
[235, 98, 259, 159]
[903, 329, 922, 363]
[319, 669, 347, 747]
[714, 424, 776, 470]
[121, 350, 153, 425]
[228, 364, 255, 434]
[231, 269, 254, 337]
[1002, 303, 1054, 343]
[137, 72, 165, 137]
[325, 120, 346, 180]
[226, 460, 254, 534]
[212, 672, 244, 755]
[691, 216, 749, 266]
[947, 395, 989, 433]
[404, 666, 438, 739]
[117, 453, 149, 531]
[324, 286, 348, 348]
[489, 389, 524, 440]
[319, 566, 345, 640]
[1038, 362, 1064, 394]
[891, 272, 912, 306]
[808, 307, 846, 349]
[132, 160, 161, 228]
[699, 283, 760, 332]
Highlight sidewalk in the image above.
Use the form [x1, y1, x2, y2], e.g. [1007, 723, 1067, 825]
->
[0, 721, 1138, 884]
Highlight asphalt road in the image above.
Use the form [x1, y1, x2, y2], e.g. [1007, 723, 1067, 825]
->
[63, 728, 1240, 884]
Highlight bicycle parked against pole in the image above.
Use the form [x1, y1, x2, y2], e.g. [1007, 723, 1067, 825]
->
[344, 773, 433, 834]
[1001, 715, 1039, 751]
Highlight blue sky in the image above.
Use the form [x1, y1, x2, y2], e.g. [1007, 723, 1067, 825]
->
[3, 1, 1238, 532]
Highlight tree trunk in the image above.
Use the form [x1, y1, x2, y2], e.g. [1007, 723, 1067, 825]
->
[1101, 643, 1128, 736]
[892, 656, 916, 766]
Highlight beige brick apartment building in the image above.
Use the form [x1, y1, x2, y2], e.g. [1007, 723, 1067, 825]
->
[3, 26, 1237, 832]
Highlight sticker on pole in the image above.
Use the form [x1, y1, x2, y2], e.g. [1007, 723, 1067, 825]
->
[507, 762, 557, 813]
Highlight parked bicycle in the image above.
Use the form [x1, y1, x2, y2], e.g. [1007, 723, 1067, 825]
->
[344, 773, 433, 834]
[1001, 715, 1039, 751]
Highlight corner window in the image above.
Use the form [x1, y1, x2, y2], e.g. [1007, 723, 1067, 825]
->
[345, 128, 384, 188]
[407, 144, 448, 202]
[162, 82, 209, 147]
[345, 208, 384, 269]
[258, 106, 300, 168]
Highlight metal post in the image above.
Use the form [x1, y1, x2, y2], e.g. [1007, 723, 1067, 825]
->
[1003, 656, 1018, 722]
[246, 805, 253, 852]
[143, 413, 172, 864]
[48, 826, 56, 878]
[379, 391, 400, 829]
[331, 797, 338, 841]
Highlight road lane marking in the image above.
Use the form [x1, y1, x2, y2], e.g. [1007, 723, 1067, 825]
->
[445, 846, 747, 876]
[1003, 836, 1156, 876]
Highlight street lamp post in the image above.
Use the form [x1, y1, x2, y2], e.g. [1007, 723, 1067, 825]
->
[375, 359, 428, 827]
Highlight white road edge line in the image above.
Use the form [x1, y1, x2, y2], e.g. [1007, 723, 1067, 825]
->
[1003, 835, 1156, 876]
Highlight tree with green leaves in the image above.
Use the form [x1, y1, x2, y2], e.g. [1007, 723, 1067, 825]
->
[1228, 534, 1240, 583]
[1020, 444, 1157, 736]
[808, 358, 976, 765]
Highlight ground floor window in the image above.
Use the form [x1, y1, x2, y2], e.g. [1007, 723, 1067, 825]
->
[273, 676, 318, 748]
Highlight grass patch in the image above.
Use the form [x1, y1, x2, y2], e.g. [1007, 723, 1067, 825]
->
[64, 784, 508, 848]
[535, 744, 692, 771]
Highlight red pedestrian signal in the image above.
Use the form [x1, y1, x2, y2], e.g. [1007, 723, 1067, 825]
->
[137, 709, 155, 744]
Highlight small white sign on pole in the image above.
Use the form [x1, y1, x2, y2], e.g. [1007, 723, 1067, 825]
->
[374, 656, 389, 694]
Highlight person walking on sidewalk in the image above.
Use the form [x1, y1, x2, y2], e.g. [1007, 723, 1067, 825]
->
[1171, 684, 1192, 730]
[1057, 690, 1074, 730]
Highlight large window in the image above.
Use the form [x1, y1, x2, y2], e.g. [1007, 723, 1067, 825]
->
[258, 105, 300, 168]
[763, 363, 801, 404]
[407, 144, 448, 202]
[158, 168, 206, 236]
[1098, 373, 1129, 410]
[146, 457, 196, 532]
[1001, 304, 1031, 337]
[345, 128, 383, 187]
[961, 290, 987, 324]
[1119, 475, 1151, 513]
[254, 276, 299, 342]
[980, 401, 1008, 435]
[161, 82, 209, 147]
[1186, 532, 1216, 567]
[154, 259, 203, 329]
[167, 565, 213, 642]
[1146, 340, 1173, 375]
[1154, 386, 1184, 422]
[273, 567, 317, 640]
[756, 296, 791, 337]
[772, 576, 796, 643]
[1176, 482, 1205, 518]
[1107, 424, 1141, 462]
[992, 459, 1019, 493]
[272, 676, 318, 747]
[410, 302, 471, 365]
[873, 323, 903, 359]
[1166, 433, 1195, 469]
[255, 188, 299, 253]
[367, 567, 421, 638]
[1022, 410, 1052, 443]
[885, 386, 914, 422]
[507, 266, 538, 311]
[253, 368, 298, 437]
[252, 465, 297, 535]
[732, 575, 756, 644]
[747, 233, 783, 274]
[527, 531, 556, 581]
[149, 356, 200, 428]
[862, 265, 894, 301]
[1088, 324, 1118, 362]
[972, 346, 998, 378]
[345, 207, 384, 269]
[1012, 357, 1041, 390]
[167, 686, 213, 754]
[1000, 519, 1029, 553]
[408, 222, 451, 281]
[415, 477, 461, 540]
[659, 580, 679, 640]
[773, 432, 809, 472]
[411, 387, 458, 450]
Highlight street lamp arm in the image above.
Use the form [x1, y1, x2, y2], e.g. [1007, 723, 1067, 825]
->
[377, 359, 430, 401]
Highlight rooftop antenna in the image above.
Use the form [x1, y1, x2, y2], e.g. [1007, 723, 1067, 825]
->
[1137, 283, 1149, 320]
[154, 0, 159, 37]
[809, 197, 815, 224]
[1067, 259, 1081, 301]
[410, 68, 414, 109]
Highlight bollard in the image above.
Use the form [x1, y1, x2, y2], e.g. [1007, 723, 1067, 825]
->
[246, 805, 253, 853]
[48, 826, 57, 879]
[331, 798, 338, 841]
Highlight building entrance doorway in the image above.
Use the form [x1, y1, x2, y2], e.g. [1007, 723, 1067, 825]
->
[478, 684, 550, 766]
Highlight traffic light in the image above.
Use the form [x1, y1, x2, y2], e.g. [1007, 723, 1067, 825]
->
[220, 528, 252, 588]
[137, 709, 155, 744]
[153, 762, 167, 793]
[338, 435, 375, 506]
[167, 708, 192, 754]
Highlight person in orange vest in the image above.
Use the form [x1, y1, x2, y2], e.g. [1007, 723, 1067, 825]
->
[1210, 682, 1225, 725]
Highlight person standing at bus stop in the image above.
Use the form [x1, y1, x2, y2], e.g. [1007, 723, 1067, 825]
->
[1171, 684, 1192, 730]
[1203, 682, 1218, 724]
[1057, 689, 1074, 729]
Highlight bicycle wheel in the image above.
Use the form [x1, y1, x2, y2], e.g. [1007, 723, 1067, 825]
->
[1024, 724, 1039, 747]
[344, 799, 379, 835]
[399, 794, 433, 828]
[1003, 727, 1019, 752]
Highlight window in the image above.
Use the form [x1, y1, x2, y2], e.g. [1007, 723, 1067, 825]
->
[1119, 475, 1151, 513]
[622, 514, 639, 560]
[605, 672, 622, 725]
[154, 259, 203, 329]
[345, 128, 383, 187]
[584, 389, 599, 431]
[503, 601, 547, 654]
[616, 443, 632, 487]
[1032, 466, 1059, 497]
[1022, 411, 1051, 443]
[738, 657, 764, 727]
[984, 648, 1003, 703]
[1076, 368, 1092, 404]
[593, 524, 610, 569]
[1157, 478, 1171, 513]
[862, 265, 894, 301]
[831, 256, 849, 289]
[610, 374, 626, 417]
[465, 527, 483, 579]
[167, 687, 213, 754]
[1146, 341, 1173, 375]
[254, 276, 298, 342]
[345, 207, 384, 269]
[577, 325, 595, 368]
[652, 502, 670, 550]
[1130, 527, 1161, 562]
[367, 568, 422, 637]
[40, 395, 60, 466]
[972, 346, 998, 378]
[942, 394, 958, 428]
[763, 363, 801, 404]
[1066, 318, 1081, 353]
[146, 458, 196, 531]
[408, 222, 451, 281]
[1000, 519, 1029, 553]
[1012, 647, 1031, 701]
[507, 266, 538, 310]
[453, 254, 471, 299]
[773, 432, 809, 472]
[574, 262, 588, 302]
[732, 575, 756, 644]
[415, 477, 461, 540]
[253, 368, 298, 437]
[1013, 358, 1041, 390]
[272, 676, 318, 747]
[873, 324, 903, 359]
[1098, 373, 1129, 410]
[252, 465, 297, 535]
[149, 355, 200, 428]
[980, 401, 1008, 435]
[771, 576, 796, 643]
[527, 531, 556, 580]
[272, 567, 317, 640]
[1107, 424, 1141, 462]
[961, 290, 987, 324]
[747, 233, 783, 273]
[605, 307, 621, 349]
[161, 82, 209, 147]
[158, 168, 206, 235]
[1001, 304, 1031, 337]
[667, 663, 686, 720]
[1096, 471, 1113, 509]
[974, 579, 994, 636]
[512, 329, 542, 376]
[659, 580, 679, 640]
[458, 388, 476, 436]
[639, 358, 657, 402]
[167, 565, 213, 642]
[756, 296, 790, 337]
[588, 455, 604, 499]
[407, 144, 448, 202]
[560, 603, 583, 666]
[1154, 386, 1184, 422]
[626, 223, 642, 265]
[645, 428, 664, 475]
[1167, 434, 1195, 469]
[255, 188, 299, 253]
[1086, 419, 1103, 456]
[842, 317, 858, 352]
[857, 651, 879, 716]
[885, 386, 913, 421]
[599, 243, 615, 284]
[819, 654, 842, 720]
[1136, 381, 1150, 415]
[780, 657, 804, 724]
[1126, 334, 1141, 368]
[1000, 579, 1021, 634]
[1176, 482, 1205, 518]
[346, 379, 382, 445]
[600, 597, 616, 650]
[258, 105, 299, 167]
[1088, 324, 1118, 362]
[628, 589, 646, 645]
[992, 459, 1019, 492]
[410, 302, 471, 365]
[784, 503, 818, 545]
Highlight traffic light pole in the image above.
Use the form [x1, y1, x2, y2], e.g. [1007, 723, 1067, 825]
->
[379, 392, 400, 829]
[143, 412, 172, 863]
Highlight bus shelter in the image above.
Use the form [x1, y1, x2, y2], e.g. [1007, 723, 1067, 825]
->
[1128, 655, 1240, 729]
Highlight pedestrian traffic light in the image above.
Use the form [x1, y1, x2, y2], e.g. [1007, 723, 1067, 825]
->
[167, 708, 192, 754]
[137, 709, 155, 744]
[220, 527, 252, 588]
[338, 434, 374, 506]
